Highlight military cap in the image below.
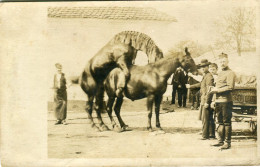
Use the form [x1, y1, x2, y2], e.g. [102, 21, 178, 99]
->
[219, 53, 228, 59]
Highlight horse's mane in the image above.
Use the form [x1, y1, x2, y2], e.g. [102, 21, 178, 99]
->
[110, 31, 163, 62]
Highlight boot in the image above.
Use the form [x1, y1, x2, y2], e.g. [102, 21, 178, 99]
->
[221, 125, 231, 149]
[212, 124, 224, 147]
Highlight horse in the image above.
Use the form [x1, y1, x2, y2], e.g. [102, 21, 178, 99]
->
[79, 31, 163, 132]
[104, 48, 198, 132]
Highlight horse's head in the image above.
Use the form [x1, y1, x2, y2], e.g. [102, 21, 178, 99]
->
[177, 47, 198, 75]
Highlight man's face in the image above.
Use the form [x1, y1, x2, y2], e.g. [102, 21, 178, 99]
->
[219, 57, 229, 69]
[201, 66, 209, 74]
[209, 67, 218, 75]
[56, 68, 62, 74]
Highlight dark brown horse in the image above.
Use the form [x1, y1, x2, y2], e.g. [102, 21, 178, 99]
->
[79, 31, 163, 131]
[104, 48, 197, 132]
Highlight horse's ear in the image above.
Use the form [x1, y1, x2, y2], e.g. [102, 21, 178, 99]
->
[185, 47, 190, 56]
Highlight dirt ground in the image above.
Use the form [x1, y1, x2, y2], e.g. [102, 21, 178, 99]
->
[48, 99, 257, 160]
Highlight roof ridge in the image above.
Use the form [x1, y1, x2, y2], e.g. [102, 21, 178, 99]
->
[48, 6, 177, 22]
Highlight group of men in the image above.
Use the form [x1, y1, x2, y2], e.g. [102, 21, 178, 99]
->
[171, 53, 236, 149]
[53, 53, 236, 150]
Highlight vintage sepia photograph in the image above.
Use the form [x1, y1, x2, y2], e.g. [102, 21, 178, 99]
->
[0, 0, 259, 166]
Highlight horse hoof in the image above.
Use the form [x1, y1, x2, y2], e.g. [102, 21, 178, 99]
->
[113, 125, 123, 133]
[157, 129, 166, 134]
[101, 124, 110, 131]
[92, 125, 101, 132]
[147, 127, 153, 132]
[156, 127, 163, 131]
[122, 125, 129, 131]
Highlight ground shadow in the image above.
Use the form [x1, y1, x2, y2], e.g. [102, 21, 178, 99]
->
[121, 126, 201, 134]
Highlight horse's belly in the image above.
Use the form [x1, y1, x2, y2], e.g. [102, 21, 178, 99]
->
[125, 85, 147, 100]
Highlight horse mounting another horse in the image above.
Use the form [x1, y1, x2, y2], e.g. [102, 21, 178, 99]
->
[104, 47, 198, 132]
[78, 31, 164, 132]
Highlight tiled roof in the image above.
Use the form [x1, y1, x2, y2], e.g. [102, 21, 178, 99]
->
[48, 7, 177, 22]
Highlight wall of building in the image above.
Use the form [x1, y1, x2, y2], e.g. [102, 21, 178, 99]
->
[46, 18, 176, 101]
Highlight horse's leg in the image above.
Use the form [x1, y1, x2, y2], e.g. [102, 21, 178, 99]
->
[85, 95, 100, 132]
[147, 95, 155, 132]
[80, 71, 100, 132]
[106, 96, 121, 132]
[95, 84, 109, 131]
[155, 95, 164, 131]
[115, 56, 130, 97]
[114, 97, 128, 130]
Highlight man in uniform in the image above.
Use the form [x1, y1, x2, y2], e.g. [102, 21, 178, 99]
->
[210, 53, 236, 149]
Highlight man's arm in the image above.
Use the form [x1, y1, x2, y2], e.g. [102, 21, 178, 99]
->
[189, 82, 201, 89]
[217, 72, 236, 93]
[188, 72, 203, 82]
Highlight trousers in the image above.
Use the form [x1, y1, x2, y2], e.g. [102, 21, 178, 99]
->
[202, 106, 215, 138]
[215, 102, 233, 144]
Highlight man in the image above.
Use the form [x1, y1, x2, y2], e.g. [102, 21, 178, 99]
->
[209, 63, 218, 83]
[53, 63, 68, 125]
[210, 53, 236, 149]
[186, 59, 214, 140]
[172, 67, 188, 107]
[206, 63, 218, 109]
[171, 67, 181, 105]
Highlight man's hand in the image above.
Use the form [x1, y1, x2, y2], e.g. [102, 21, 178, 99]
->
[185, 84, 191, 88]
[188, 72, 193, 77]
[178, 85, 182, 88]
[210, 102, 216, 109]
[210, 87, 218, 93]
[204, 103, 209, 109]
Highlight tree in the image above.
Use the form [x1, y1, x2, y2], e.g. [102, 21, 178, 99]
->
[214, 7, 256, 56]
[167, 40, 211, 58]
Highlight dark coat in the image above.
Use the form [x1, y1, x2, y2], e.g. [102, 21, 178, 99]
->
[171, 68, 188, 89]
[190, 71, 214, 104]
[54, 73, 67, 90]
[53, 73, 67, 120]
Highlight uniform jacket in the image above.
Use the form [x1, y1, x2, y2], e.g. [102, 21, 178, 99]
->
[215, 67, 236, 103]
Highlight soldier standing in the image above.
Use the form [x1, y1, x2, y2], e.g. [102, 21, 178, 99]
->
[210, 53, 236, 149]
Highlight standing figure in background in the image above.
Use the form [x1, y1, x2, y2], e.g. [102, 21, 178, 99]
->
[210, 53, 236, 149]
[176, 67, 188, 108]
[53, 63, 68, 125]
[171, 67, 181, 105]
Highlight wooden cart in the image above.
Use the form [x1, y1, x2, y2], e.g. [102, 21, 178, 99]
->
[232, 86, 257, 134]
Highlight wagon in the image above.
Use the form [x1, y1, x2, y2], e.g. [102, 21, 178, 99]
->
[232, 86, 257, 134]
